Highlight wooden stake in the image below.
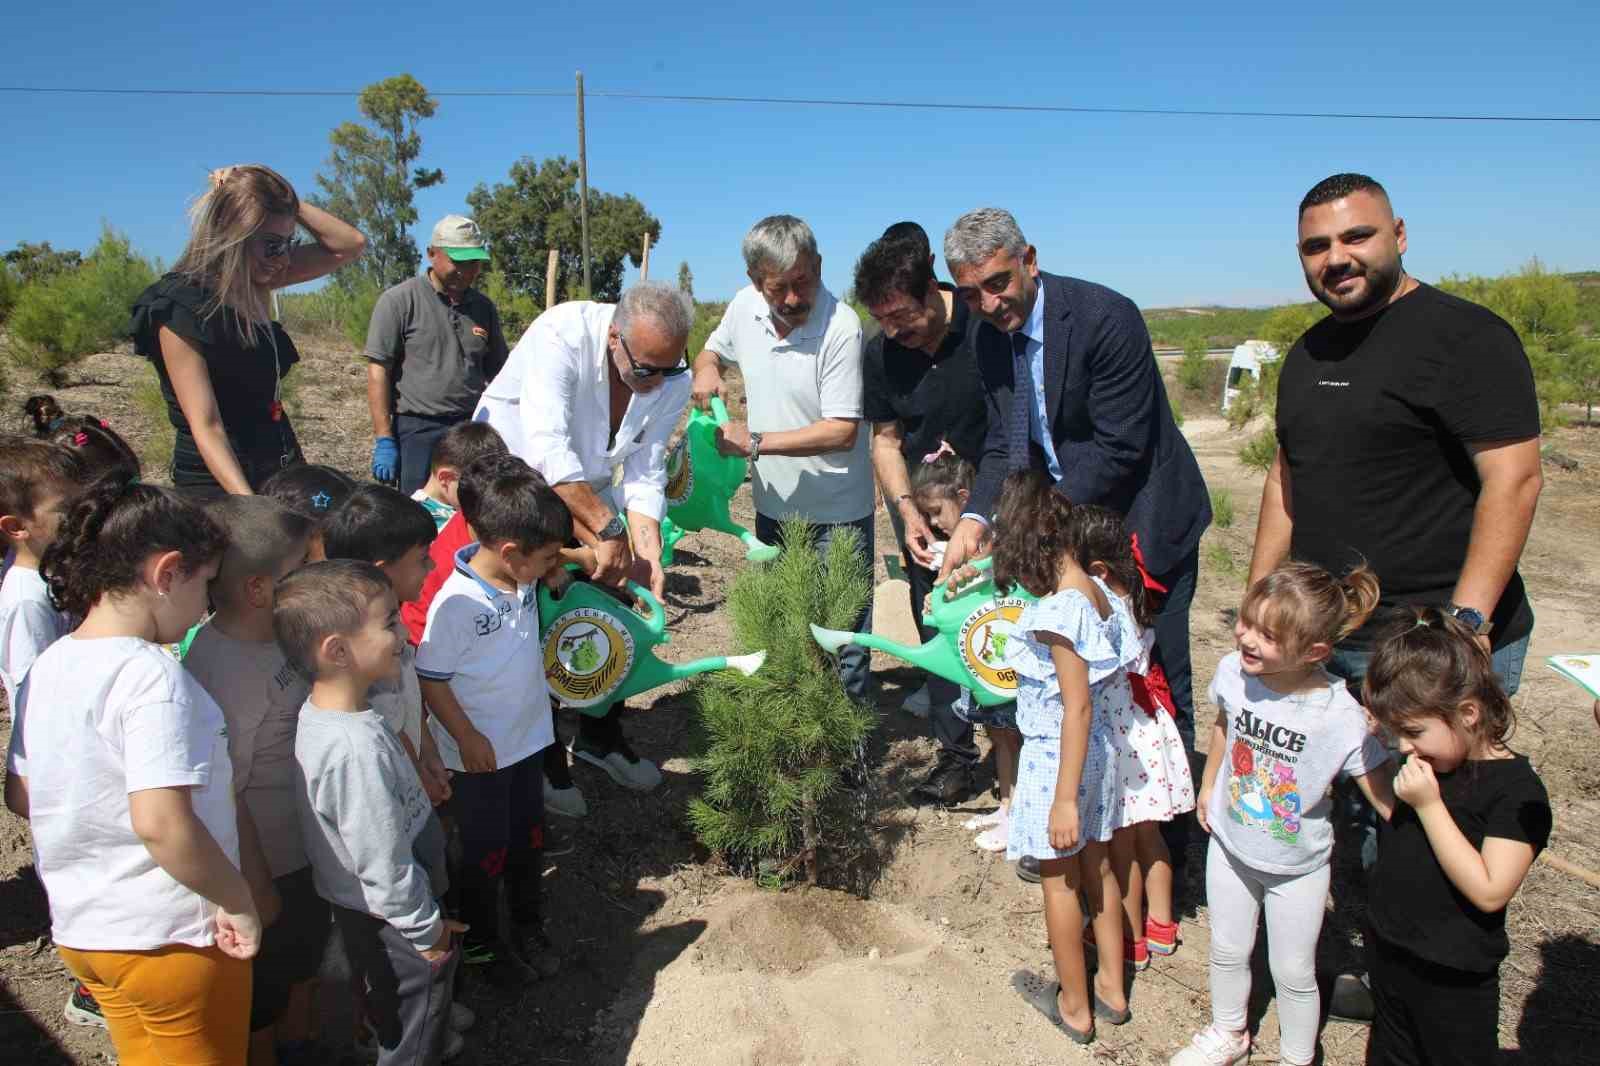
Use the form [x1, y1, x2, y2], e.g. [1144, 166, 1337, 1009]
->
[546, 249, 560, 310]
[640, 232, 652, 281]
[576, 70, 592, 297]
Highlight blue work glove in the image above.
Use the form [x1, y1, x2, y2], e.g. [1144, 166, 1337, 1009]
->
[372, 436, 399, 484]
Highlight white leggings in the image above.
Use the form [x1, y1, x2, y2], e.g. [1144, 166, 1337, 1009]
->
[1205, 837, 1330, 1066]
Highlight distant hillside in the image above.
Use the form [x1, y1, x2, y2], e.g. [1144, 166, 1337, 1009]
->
[1145, 270, 1599, 349]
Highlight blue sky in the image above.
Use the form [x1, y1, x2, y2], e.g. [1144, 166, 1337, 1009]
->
[3, 1, 1597, 309]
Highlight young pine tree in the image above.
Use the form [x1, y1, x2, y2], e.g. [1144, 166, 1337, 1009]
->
[688, 518, 874, 885]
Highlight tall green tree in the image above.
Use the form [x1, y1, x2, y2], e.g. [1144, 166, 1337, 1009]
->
[467, 156, 659, 304]
[677, 260, 694, 298]
[4, 241, 83, 284]
[312, 74, 444, 287]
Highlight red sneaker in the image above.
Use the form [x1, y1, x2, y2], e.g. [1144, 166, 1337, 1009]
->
[1146, 916, 1180, 956]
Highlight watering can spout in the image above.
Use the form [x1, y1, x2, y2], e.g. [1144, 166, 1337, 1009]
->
[809, 624, 952, 679]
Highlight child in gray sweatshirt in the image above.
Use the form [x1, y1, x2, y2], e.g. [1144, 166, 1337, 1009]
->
[277, 560, 467, 1066]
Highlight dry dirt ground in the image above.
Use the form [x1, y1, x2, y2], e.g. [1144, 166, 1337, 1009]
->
[1, 339, 1597, 1065]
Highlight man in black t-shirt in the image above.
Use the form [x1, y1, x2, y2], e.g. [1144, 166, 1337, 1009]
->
[1248, 172, 1544, 1023]
[1249, 173, 1543, 687]
[854, 227, 990, 804]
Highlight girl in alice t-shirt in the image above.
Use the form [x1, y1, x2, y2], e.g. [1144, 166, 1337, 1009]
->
[1360, 608, 1550, 1066]
[1171, 561, 1396, 1066]
[992, 472, 1143, 1046]
[2, 478, 260, 1065]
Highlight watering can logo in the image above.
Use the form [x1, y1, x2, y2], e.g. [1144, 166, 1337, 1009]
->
[957, 596, 1030, 699]
[810, 557, 1035, 706]
[543, 607, 637, 707]
[659, 397, 779, 565]
[539, 571, 767, 712]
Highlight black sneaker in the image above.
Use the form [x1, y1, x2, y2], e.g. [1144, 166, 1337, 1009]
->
[1015, 855, 1041, 884]
[1328, 972, 1374, 1024]
[513, 925, 561, 979]
[909, 757, 978, 806]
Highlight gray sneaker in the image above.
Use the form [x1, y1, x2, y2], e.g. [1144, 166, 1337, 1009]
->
[543, 778, 588, 818]
[572, 736, 662, 791]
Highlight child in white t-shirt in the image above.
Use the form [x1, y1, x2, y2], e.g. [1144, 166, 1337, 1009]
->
[0, 438, 84, 709]
[1171, 562, 1397, 1066]
[183, 496, 320, 1064]
[277, 560, 468, 1066]
[3, 478, 256, 1065]
[410, 421, 508, 532]
[418, 456, 568, 988]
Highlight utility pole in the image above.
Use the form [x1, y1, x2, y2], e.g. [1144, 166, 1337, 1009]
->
[640, 232, 652, 280]
[576, 70, 592, 297]
[546, 248, 560, 311]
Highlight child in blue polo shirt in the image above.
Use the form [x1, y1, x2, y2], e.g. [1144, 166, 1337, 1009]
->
[416, 454, 570, 988]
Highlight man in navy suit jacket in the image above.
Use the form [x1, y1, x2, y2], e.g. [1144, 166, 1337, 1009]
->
[936, 208, 1211, 744]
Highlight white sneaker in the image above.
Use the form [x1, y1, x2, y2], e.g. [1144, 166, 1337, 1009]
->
[974, 817, 1010, 853]
[573, 738, 662, 792]
[442, 1028, 465, 1062]
[962, 808, 1004, 831]
[1169, 1025, 1251, 1066]
[544, 778, 589, 818]
[901, 683, 932, 719]
[449, 1002, 476, 1031]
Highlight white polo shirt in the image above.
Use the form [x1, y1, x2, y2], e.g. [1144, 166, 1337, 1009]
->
[474, 301, 690, 521]
[705, 285, 872, 525]
[416, 546, 553, 773]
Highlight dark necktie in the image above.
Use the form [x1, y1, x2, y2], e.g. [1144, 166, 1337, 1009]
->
[1008, 330, 1033, 472]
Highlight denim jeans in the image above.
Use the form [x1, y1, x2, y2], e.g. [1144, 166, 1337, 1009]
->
[756, 511, 875, 703]
[1328, 628, 1532, 869]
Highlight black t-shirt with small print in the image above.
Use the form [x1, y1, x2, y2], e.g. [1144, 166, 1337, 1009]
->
[1275, 283, 1540, 650]
[1369, 754, 1550, 973]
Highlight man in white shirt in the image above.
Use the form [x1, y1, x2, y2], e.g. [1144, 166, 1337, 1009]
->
[475, 281, 693, 793]
[691, 215, 875, 700]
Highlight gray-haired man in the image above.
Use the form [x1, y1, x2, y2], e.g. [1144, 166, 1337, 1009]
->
[691, 215, 876, 700]
[476, 280, 694, 803]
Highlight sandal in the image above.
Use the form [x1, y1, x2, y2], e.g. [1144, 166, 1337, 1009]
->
[1010, 970, 1094, 1045]
[1093, 991, 1132, 1026]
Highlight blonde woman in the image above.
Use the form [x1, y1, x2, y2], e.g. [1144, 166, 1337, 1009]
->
[131, 165, 365, 497]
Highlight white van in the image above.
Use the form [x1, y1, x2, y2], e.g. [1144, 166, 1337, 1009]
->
[1221, 340, 1280, 414]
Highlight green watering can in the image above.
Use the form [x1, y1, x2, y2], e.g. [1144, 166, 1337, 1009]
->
[658, 396, 779, 566]
[810, 557, 1036, 707]
[539, 572, 766, 715]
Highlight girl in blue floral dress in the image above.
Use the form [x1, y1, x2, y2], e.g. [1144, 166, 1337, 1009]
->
[990, 471, 1145, 1046]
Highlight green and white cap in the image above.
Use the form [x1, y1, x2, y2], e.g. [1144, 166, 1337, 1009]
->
[430, 214, 490, 262]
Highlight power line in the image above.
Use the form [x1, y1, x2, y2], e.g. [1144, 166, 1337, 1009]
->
[1, 84, 1597, 123]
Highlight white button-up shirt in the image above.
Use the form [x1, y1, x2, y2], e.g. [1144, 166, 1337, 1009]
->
[475, 301, 690, 521]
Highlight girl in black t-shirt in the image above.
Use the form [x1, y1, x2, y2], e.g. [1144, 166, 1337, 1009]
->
[1361, 609, 1552, 1066]
[130, 165, 365, 498]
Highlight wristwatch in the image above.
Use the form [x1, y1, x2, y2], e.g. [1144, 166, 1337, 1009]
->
[1447, 604, 1492, 635]
[749, 431, 764, 462]
[599, 513, 627, 541]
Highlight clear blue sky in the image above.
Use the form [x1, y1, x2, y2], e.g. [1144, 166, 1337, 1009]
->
[4, 1, 1597, 309]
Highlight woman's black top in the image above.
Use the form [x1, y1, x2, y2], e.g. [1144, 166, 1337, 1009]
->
[130, 273, 303, 492]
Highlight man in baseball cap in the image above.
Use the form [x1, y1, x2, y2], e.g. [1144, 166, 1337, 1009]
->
[364, 215, 510, 494]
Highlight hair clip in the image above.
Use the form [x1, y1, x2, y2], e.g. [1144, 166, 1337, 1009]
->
[921, 440, 955, 465]
[1414, 617, 1432, 629]
[72, 431, 88, 447]
[99, 420, 110, 429]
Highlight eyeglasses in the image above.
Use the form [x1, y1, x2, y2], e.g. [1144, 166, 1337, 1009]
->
[617, 334, 689, 379]
[254, 233, 301, 260]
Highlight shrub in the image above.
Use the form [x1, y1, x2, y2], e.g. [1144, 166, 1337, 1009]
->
[1205, 538, 1238, 579]
[478, 269, 541, 344]
[0, 262, 17, 323]
[277, 275, 383, 349]
[5, 227, 157, 385]
[1238, 426, 1277, 473]
[1210, 487, 1235, 529]
[688, 517, 875, 884]
[1177, 336, 1210, 393]
[1169, 386, 1185, 427]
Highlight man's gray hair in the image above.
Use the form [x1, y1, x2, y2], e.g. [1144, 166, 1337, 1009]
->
[943, 208, 1029, 273]
[741, 214, 819, 278]
[613, 280, 694, 343]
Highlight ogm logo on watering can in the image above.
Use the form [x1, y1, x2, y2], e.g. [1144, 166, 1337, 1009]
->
[543, 607, 637, 707]
[958, 598, 1028, 697]
[664, 437, 694, 507]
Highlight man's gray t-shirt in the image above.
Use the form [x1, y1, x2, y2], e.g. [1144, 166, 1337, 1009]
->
[1205, 652, 1391, 876]
[704, 284, 872, 525]
[365, 274, 510, 418]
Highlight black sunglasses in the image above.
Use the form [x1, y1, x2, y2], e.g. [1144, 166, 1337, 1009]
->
[618, 333, 689, 379]
[255, 233, 301, 260]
